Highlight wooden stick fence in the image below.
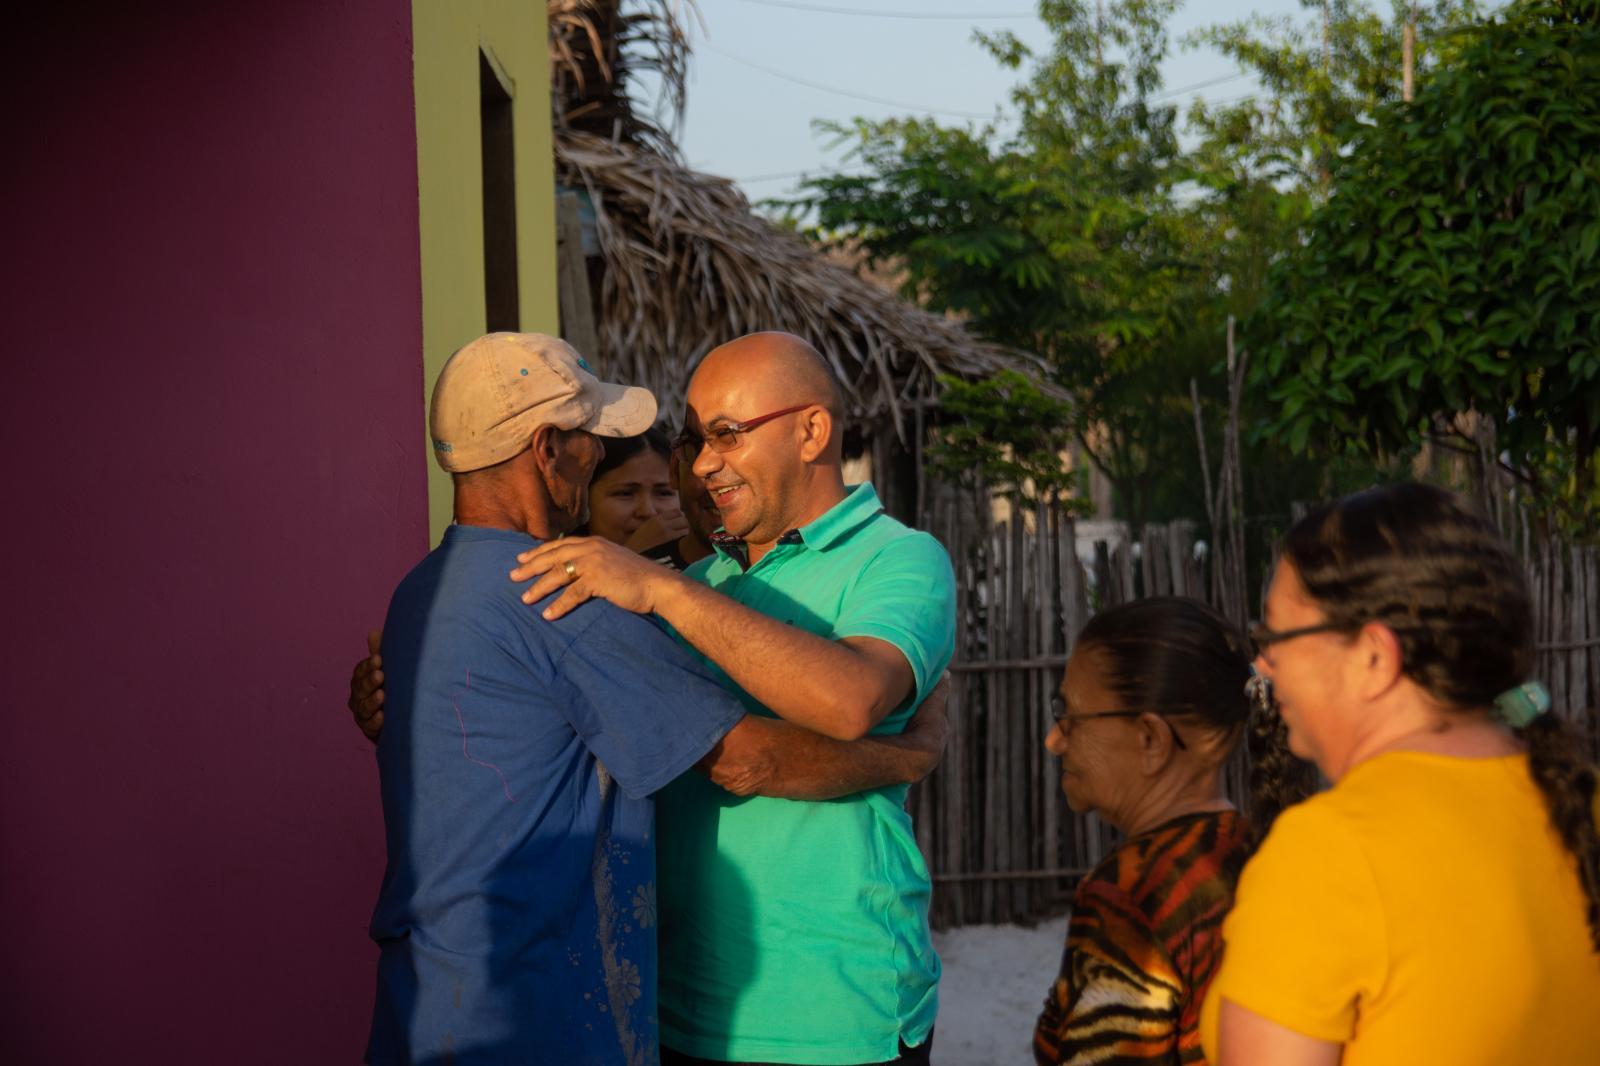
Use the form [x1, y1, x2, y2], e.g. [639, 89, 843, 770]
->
[911, 479, 1599, 929]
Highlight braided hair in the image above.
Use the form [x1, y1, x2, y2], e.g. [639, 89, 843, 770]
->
[1245, 688, 1321, 850]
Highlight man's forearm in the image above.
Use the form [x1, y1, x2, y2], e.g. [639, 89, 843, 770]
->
[702, 715, 941, 801]
[653, 573, 904, 740]
[507, 536, 916, 738]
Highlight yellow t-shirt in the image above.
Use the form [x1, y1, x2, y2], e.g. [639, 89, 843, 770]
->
[1200, 751, 1600, 1065]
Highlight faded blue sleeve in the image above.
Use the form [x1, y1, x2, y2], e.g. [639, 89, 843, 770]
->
[832, 531, 957, 711]
[548, 602, 746, 801]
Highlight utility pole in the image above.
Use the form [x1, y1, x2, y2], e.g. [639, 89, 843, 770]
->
[1318, 1, 1332, 188]
[1096, 0, 1104, 70]
[1402, 2, 1417, 101]
[1322, 1, 1331, 72]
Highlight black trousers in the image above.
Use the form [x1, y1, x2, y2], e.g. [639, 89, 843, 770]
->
[660, 1029, 934, 1066]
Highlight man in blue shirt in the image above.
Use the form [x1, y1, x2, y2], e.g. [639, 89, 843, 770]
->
[362, 333, 945, 1066]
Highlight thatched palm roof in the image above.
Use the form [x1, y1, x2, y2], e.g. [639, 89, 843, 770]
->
[547, 1, 1044, 436]
[556, 131, 1036, 434]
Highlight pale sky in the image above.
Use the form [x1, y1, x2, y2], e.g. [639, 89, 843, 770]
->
[663, 0, 1314, 205]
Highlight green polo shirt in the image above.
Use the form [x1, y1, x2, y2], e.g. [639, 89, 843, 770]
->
[656, 483, 956, 1064]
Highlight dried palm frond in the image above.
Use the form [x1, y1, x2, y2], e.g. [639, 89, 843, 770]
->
[555, 131, 1045, 437]
[548, 0, 697, 159]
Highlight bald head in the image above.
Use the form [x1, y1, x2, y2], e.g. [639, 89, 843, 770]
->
[683, 332, 850, 548]
[692, 332, 844, 417]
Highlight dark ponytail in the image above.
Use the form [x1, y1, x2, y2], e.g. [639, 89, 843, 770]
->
[1282, 482, 1600, 952]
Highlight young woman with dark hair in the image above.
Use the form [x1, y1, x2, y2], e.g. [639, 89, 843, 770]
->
[1202, 482, 1600, 1065]
[1034, 596, 1269, 1066]
[577, 427, 688, 553]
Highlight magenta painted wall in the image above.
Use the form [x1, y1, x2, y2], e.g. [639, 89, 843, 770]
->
[1, 4, 426, 1060]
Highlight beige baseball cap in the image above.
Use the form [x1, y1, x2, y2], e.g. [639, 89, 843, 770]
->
[428, 333, 657, 473]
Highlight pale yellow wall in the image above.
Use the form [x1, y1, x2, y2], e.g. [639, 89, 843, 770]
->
[412, 0, 559, 542]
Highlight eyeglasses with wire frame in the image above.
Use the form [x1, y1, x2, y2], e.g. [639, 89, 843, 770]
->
[672, 404, 814, 460]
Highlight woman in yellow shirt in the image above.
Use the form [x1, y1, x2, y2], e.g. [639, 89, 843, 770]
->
[1201, 482, 1600, 1065]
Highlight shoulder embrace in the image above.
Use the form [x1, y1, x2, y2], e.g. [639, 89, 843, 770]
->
[524, 587, 668, 649]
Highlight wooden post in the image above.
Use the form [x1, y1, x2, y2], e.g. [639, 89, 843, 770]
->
[1117, 540, 1136, 608]
[1571, 544, 1591, 715]
[1552, 541, 1569, 715]
[555, 193, 600, 369]
[1036, 516, 1052, 910]
[1191, 377, 1223, 608]
[1139, 525, 1155, 599]
[1009, 512, 1030, 916]
[947, 485, 969, 923]
[1587, 548, 1600, 749]
[1041, 506, 1061, 907]
[1539, 538, 1553, 700]
[1223, 317, 1250, 626]
[1093, 540, 1112, 612]
[1170, 519, 1195, 599]
[914, 396, 927, 530]
[982, 517, 1001, 922]
[1151, 524, 1172, 596]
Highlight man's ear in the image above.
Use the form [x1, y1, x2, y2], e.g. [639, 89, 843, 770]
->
[797, 406, 834, 463]
[528, 424, 564, 480]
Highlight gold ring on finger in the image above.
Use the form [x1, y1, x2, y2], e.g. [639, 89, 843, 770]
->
[564, 561, 577, 580]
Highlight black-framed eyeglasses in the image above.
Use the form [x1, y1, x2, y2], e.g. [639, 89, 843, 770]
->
[1248, 621, 1352, 659]
[672, 404, 814, 461]
[1049, 694, 1188, 750]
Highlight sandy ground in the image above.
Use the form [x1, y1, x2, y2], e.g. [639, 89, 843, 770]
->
[929, 915, 1070, 1065]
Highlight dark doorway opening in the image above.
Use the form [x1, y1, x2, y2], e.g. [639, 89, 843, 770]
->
[480, 51, 519, 332]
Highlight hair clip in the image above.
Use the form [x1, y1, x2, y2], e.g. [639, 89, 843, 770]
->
[1244, 669, 1274, 717]
[1492, 681, 1550, 730]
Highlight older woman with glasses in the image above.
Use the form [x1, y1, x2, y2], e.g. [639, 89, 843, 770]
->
[1033, 597, 1306, 1066]
[1201, 482, 1600, 1065]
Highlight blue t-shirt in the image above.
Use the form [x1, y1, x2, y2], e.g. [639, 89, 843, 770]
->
[366, 524, 745, 1066]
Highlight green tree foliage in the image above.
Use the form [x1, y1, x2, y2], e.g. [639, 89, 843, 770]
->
[1182, 2, 1483, 318]
[1189, 1, 1483, 191]
[1180, 0, 1485, 518]
[1250, 0, 1600, 526]
[786, 0, 1217, 526]
[924, 371, 1088, 511]
[782, 0, 1493, 527]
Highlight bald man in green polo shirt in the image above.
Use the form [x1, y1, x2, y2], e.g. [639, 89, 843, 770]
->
[514, 332, 956, 1065]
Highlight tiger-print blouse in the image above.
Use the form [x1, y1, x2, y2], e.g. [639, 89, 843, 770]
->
[1033, 810, 1253, 1066]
